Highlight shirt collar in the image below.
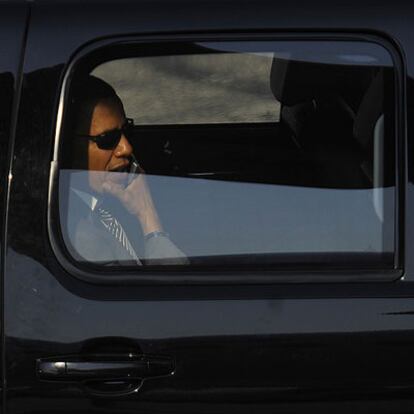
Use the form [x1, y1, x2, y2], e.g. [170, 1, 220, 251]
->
[72, 188, 99, 211]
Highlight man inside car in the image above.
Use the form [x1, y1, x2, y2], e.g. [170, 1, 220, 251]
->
[63, 75, 188, 266]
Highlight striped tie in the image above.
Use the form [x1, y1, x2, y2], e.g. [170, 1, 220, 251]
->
[97, 205, 142, 265]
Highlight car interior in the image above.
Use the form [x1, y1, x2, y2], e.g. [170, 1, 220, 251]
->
[128, 56, 395, 191]
[59, 47, 396, 268]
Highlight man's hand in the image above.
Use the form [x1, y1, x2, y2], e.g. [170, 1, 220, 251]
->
[102, 171, 162, 235]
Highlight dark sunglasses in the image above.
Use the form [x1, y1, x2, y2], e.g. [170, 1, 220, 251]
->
[77, 118, 134, 150]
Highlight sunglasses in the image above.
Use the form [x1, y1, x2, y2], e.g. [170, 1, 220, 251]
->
[77, 118, 134, 150]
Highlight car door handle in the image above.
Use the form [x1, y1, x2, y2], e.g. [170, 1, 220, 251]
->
[37, 354, 175, 381]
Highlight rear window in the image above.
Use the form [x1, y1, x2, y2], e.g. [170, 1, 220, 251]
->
[93, 52, 280, 125]
[54, 38, 398, 274]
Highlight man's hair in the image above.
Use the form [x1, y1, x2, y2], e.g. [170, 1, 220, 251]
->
[71, 75, 124, 135]
[63, 75, 125, 169]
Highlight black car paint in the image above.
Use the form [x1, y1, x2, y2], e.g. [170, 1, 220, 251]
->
[3, 0, 414, 412]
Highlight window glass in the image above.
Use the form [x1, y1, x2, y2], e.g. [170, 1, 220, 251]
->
[58, 40, 396, 270]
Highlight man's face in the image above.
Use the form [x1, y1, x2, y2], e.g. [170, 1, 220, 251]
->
[86, 100, 133, 193]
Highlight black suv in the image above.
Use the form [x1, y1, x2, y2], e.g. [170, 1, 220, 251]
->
[1, 0, 414, 412]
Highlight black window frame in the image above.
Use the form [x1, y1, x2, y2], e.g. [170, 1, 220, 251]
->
[47, 32, 405, 285]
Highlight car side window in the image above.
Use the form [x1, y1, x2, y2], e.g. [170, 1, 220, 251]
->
[55, 39, 397, 274]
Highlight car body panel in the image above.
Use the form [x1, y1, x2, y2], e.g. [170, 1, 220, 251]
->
[4, 1, 414, 412]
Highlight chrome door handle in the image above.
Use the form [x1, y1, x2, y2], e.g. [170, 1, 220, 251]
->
[37, 354, 174, 381]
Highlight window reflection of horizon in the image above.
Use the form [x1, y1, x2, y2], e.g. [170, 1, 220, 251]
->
[59, 170, 393, 261]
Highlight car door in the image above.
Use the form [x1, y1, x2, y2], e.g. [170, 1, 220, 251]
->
[5, 1, 414, 413]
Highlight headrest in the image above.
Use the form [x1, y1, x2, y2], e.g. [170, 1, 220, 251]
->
[270, 57, 374, 108]
[270, 58, 314, 105]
